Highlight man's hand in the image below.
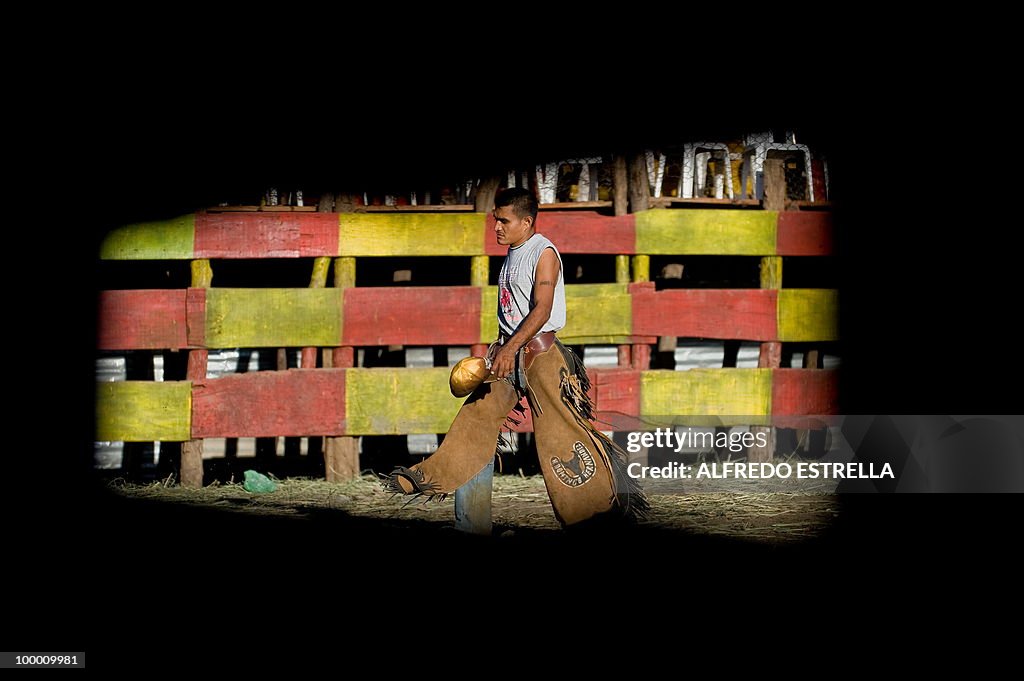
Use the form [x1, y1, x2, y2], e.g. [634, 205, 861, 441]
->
[490, 344, 518, 380]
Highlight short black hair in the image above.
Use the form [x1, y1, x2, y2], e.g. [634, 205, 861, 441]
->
[494, 187, 538, 223]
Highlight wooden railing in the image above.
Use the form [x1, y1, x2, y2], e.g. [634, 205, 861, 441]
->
[97, 208, 838, 499]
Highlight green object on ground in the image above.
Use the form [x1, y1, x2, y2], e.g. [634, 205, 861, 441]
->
[243, 470, 277, 493]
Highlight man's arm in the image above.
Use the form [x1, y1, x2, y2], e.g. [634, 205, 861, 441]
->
[490, 248, 560, 379]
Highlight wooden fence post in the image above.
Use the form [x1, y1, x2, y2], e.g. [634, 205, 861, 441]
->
[614, 154, 632, 367]
[301, 257, 331, 370]
[630, 254, 651, 370]
[749, 157, 785, 462]
[612, 154, 629, 217]
[656, 264, 683, 369]
[627, 153, 650, 213]
[324, 256, 359, 482]
[474, 175, 501, 220]
[180, 259, 211, 488]
[615, 254, 631, 367]
[628, 153, 652, 370]
[299, 257, 331, 467]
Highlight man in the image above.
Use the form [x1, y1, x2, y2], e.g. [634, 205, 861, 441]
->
[382, 188, 647, 526]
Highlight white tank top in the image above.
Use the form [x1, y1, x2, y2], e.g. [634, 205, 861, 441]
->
[497, 233, 566, 337]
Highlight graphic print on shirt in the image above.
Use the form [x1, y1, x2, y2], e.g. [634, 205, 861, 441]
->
[498, 261, 522, 327]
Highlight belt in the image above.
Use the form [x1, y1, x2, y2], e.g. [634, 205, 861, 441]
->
[523, 331, 556, 366]
[497, 330, 557, 371]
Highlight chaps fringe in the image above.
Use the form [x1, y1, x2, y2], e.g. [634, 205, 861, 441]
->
[379, 466, 448, 503]
[556, 343, 650, 520]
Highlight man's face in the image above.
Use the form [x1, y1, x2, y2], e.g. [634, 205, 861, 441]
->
[493, 206, 533, 247]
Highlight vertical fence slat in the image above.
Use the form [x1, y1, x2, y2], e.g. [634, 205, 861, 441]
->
[325, 256, 358, 482]
[301, 256, 331, 369]
[180, 259, 212, 487]
[630, 255, 651, 370]
[749, 157, 786, 462]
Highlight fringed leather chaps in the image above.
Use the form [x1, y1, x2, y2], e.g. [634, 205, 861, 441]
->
[382, 340, 648, 526]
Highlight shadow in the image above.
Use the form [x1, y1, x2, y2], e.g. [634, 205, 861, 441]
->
[496, 431, 540, 477]
[74, 470, 1019, 600]
[81, 473, 811, 562]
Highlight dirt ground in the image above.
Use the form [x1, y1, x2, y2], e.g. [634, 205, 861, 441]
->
[108, 473, 840, 545]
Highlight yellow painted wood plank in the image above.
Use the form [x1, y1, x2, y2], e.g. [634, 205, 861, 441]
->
[100, 214, 196, 260]
[777, 289, 839, 341]
[479, 284, 632, 342]
[562, 284, 632, 339]
[96, 381, 192, 441]
[480, 286, 498, 343]
[205, 289, 342, 348]
[339, 213, 486, 256]
[640, 369, 772, 425]
[345, 367, 464, 435]
[634, 209, 777, 255]
[556, 335, 643, 345]
[564, 283, 629, 298]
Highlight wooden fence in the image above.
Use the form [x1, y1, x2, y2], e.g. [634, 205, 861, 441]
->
[97, 207, 838, 523]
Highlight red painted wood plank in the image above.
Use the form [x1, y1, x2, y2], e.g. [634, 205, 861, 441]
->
[343, 286, 481, 345]
[194, 213, 338, 258]
[194, 212, 297, 258]
[186, 288, 206, 347]
[592, 368, 644, 431]
[776, 211, 833, 256]
[625, 283, 659, 345]
[484, 212, 635, 256]
[191, 369, 346, 437]
[297, 213, 341, 256]
[97, 290, 188, 350]
[632, 289, 778, 341]
[771, 368, 839, 417]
